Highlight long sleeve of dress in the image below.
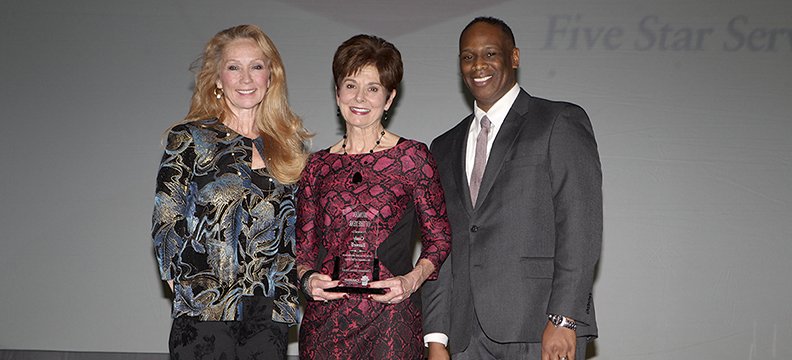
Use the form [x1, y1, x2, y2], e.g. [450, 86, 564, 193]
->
[152, 126, 195, 280]
[295, 155, 321, 271]
[410, 143, 451, 280]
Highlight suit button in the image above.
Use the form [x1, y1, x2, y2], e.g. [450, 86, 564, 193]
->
[470, 225, 479, 232]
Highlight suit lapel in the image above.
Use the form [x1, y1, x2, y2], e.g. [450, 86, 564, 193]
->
[474, 91, 532, 208]
[454, 115, 475, 214]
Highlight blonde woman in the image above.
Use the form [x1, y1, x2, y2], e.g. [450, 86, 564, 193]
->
[152, 24, 310, 359]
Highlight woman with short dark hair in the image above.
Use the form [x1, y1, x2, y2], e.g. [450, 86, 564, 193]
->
[295, 34, 452, 359]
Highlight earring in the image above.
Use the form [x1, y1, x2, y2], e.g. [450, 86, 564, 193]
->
[214, 87, 223, 99]
[336, 106, 341, 117]
[382, 109, 389, 123]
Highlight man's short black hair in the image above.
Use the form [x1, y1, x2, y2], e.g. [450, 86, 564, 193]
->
[460, 16, 516, 48]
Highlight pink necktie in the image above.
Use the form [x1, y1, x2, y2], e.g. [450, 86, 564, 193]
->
[470, 116, 491, 206]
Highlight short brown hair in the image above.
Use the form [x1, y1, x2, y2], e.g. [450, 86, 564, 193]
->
[332, 34, 403, 93]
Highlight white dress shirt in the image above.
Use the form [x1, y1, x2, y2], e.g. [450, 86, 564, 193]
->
[464, 83, 521, 182]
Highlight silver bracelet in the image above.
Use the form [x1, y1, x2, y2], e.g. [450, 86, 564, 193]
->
[548, 314, 577, 331]
[300, 270, 319, 301]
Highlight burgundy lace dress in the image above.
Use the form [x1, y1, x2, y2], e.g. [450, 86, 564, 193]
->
[296, 139, 451, 359]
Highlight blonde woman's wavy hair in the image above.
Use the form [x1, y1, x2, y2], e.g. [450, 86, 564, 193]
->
[183, 24, 311, 184]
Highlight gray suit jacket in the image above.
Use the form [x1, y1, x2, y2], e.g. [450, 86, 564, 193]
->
[422, 90, 602, 353]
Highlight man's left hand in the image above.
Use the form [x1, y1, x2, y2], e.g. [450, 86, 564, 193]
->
[541, 320, 576, 360]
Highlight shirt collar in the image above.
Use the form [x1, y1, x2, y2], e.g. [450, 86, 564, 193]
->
[473, 83, 520, 130]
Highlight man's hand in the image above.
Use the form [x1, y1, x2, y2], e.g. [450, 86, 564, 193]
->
[541, 320, 576, 360]
[427, 342, 450, 360]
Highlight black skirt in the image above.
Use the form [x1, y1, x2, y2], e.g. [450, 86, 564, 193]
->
[169, 295, 288, 360]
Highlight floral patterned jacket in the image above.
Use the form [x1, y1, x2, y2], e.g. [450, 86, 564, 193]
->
[152, 118, 298, 324]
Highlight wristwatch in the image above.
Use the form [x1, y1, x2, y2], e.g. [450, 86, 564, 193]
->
[548, 314, 577, 331]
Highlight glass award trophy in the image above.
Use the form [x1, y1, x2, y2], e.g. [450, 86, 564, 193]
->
[326, 205, 385, 294]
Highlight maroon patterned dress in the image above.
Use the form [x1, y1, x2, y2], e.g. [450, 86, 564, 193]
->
[296, 139, 451, 359]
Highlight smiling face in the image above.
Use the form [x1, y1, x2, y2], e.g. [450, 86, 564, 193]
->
[459, 22, 520, 112]
[215, 38, 271, 117]
[336, 64, 396, 129]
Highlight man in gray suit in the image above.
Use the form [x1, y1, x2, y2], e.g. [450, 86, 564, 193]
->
[423, 17, 602, 360]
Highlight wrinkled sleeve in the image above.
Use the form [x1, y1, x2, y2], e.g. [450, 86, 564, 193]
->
[411, 143, 451, 280]
[296, 155, 321, 271]
[151, 126, 195, 280]
[546, 105, 602, 326]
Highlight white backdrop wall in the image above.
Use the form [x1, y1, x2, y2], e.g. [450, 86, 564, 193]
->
[1, 0, 790, 358]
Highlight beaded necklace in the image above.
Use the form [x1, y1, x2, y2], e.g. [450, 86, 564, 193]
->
[342, 130, 386, 155]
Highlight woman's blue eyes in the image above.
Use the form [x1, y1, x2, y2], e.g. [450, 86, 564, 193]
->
[226, 64, 265, 71]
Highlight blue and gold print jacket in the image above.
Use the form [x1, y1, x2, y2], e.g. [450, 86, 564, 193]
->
[152, 118, 298, 324]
